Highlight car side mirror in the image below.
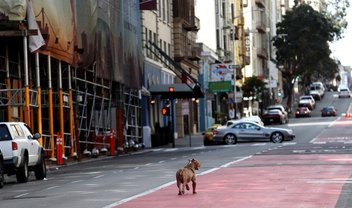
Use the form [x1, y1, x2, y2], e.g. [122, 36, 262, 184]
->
[33, 133, 41, 140]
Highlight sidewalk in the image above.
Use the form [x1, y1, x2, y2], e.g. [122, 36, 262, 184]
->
[46, 133, 204, 171]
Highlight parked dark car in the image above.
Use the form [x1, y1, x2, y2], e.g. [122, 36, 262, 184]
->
[262, 109, 286, 125]
[321, 106, 337, 117]
[295, 107, 311, 118]
[265, 105, 289, 123]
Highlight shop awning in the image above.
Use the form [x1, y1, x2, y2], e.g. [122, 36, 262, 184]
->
[149, 83, 203, 99]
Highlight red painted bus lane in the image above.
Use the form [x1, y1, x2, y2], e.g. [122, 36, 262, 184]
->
[109, 154, 352, 208]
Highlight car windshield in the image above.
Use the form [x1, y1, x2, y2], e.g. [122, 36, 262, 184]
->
[267, 109, 281, 114]
[233, 122, 259, 129]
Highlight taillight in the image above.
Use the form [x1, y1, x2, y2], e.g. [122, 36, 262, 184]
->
[12, 142, 18, 150]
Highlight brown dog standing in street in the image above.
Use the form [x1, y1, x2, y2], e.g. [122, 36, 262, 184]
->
[176, 158, 201, 195]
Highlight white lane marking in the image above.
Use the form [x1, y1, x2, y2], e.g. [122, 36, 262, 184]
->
[102, 181, 175, 208]
[71, 180, 83, 184]
[46, 186, 60, 190]
[192, 147, 206, 150]
[14, 193, 29, 198]
[307, 179, 352, 184]
[288, 121, 332, 127]
[93, 175, 104, 179]
[220, 156, 252, 168]
[283, 142, 296, 145]
[102, 155, 253, 208]
[158, 160, 165, 164]
[252, 143, 266, 146]
[164, 149, 178, 152]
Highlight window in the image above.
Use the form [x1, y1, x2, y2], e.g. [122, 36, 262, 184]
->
[216, 29, 220, 48]
[166, 0, 170, 23]
[158, 0, 161, 17]
[162, 0, 166, 21]
[0, 124, 10, 141]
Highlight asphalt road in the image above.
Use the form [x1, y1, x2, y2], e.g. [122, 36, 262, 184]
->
[1, 91, 352, 208]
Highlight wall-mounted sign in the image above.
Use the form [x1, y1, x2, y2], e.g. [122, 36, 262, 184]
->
[208, 81, 232, 93]
[210, 64, 236, 82]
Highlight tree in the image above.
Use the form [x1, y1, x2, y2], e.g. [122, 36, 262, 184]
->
[306, 0, 349, 40]
[273, 4, 340, 111]
[242, 76, 266, 100]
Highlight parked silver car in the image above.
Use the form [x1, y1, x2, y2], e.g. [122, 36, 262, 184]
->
[212, 121, 295, 145]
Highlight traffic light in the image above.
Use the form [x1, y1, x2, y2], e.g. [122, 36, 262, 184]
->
[169, 86, 174, 92]
[161, 106, 170, 116]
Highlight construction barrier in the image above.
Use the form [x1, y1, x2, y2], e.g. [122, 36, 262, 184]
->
[109, 128, 116, 156]
[56, 132, 63, 165]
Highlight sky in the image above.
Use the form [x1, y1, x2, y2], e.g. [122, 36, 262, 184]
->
[330, 5, 352, 67]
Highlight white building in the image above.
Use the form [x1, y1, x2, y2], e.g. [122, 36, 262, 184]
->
[141, 1, 176, 147]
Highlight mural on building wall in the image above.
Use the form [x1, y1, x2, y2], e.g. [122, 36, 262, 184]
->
[21, 0, 142, 89]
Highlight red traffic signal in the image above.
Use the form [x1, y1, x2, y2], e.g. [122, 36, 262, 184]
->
[161, 106, 170, 116]
[169, 86, 174, 92]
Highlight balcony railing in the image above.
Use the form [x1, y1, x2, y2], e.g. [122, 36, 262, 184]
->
[174, 34, 200, 61]
[183, 16, 200, 31]
[256, 21, 266, 33]
[257, 48, 268, 59]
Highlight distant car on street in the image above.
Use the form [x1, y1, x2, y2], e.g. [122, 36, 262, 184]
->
[338, 88, 351, 98]
[264, 105, 289, 124]
[295, 107, 311, 118]
[321, 106, 337, 117]
[211, 121, 295, 145]
[298, 95, 315, 110]
[262, 109, 286, 125]
[226, 116, 264, 126]
[309, 82, 325, 100]
[203, 124, 222, 146]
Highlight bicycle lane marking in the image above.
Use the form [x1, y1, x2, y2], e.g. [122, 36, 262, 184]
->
[104, 154, 352, 208]
[102, 156, 252, 208]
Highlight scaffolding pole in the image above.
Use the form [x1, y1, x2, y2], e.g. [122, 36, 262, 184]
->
[36, 53, 43, 145]
[48, 55, 55, 159]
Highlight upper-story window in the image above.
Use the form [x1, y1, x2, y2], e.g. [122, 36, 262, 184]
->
[158, 0, 161, 17]
[162, 0, 166, 21]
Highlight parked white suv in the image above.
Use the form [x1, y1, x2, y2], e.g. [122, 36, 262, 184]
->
[298, 95, 315, 110]
[338, 88, 351, 98]
[0, 122, 46, 183]
[309, 82, 325, 100]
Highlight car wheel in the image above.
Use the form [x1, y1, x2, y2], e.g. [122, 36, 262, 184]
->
[16, 156, 29, 183]
[271, 132, 284, 143]
[224, 134, 237, 145]
[0, 158, 4, 188]
[34, 153, 47, 180]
